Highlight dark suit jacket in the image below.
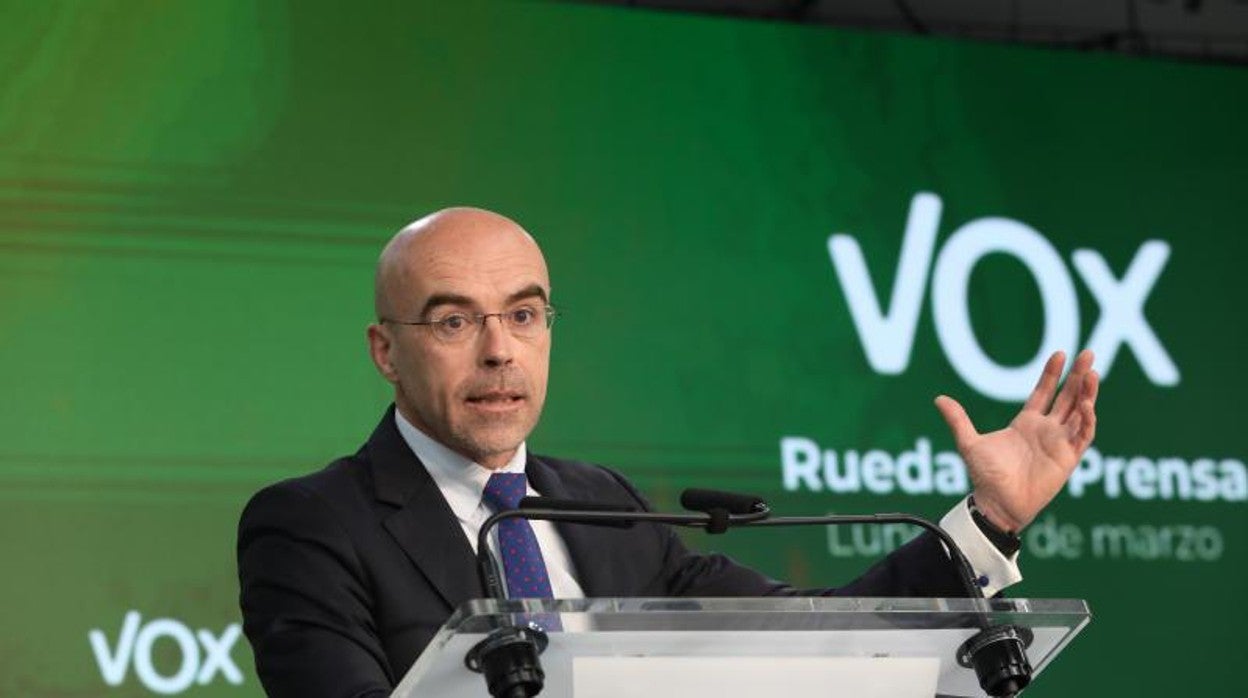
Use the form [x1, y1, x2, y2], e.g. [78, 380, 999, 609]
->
[237, 407, 964, 698]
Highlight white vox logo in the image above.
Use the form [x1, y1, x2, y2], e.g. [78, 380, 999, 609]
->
[827, 192, 1178, 401]
[89, 611, 243, 695]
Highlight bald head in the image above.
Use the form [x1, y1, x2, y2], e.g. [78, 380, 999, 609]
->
[374, 207, 546, 322]
[366, 206, 553, 468]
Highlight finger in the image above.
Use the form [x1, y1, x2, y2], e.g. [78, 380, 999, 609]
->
[1065, 371, 1098, 444]
[1022, 351, 1065, 413]
[1051, 349, 1094, 419]
[934, 395, 979, 450]
[1081, 369, 1099, 408]
[1065, 406, 1084, 441]
[1075, 393, 1097, 450]
[1074, 367, 1099, 423]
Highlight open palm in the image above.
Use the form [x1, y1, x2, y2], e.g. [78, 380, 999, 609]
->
[935, 350, 1100, 532]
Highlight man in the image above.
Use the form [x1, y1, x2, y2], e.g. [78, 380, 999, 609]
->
[237, 207, 1099, 698]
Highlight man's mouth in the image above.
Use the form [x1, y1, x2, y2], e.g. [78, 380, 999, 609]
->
[465, 392, 525, 409]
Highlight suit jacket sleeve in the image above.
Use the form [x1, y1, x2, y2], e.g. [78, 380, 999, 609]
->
[237, 481, 393, 698]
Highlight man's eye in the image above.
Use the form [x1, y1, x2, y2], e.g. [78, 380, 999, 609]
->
[440, 314, 470, 330]
[510, 307, 536, 325]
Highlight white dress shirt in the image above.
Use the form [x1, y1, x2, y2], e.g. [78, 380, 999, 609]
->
[394, 411, 586, 599]
[941, 496, 1022, 596]
[395, 411, 1021, 598]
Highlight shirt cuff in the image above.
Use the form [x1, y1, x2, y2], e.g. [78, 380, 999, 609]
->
[939, 495, 1022, 597]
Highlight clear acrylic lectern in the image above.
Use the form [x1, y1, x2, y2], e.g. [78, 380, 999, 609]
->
[391, 597, 1090, 698]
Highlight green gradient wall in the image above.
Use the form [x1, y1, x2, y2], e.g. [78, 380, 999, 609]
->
[1, 1, 1244, 695]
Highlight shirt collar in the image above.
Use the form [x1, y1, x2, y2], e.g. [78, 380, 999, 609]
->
[393, 408, 528, 524]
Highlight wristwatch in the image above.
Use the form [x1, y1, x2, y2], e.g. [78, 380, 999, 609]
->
[968, 495, 1022, 556]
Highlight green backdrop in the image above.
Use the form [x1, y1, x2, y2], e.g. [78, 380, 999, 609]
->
[1, 1, 1244, 695]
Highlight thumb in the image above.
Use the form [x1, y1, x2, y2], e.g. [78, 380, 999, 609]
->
[934, 395, 978, 450]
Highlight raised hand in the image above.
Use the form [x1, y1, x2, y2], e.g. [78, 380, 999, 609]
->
[934, 349, 1099, 532]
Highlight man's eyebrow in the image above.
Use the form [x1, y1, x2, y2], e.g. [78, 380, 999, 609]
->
[418, 292, 475, 317]
[417, 285, 549, 317]
[506, 284, 549, 306]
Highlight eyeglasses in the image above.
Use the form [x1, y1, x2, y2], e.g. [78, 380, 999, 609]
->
[381, 305, 557, 343]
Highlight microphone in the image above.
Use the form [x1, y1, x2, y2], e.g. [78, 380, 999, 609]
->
[679, 488, 765, 514]
[680, 488, 766, 533]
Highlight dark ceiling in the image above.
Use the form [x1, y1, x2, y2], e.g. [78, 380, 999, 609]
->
[577, 0, 1248, 64]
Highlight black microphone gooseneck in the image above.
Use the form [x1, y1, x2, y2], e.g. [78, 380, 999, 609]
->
[466, 491, 770, 698]
[752, 513, 985, 600]
[720, 507, 1030, 697]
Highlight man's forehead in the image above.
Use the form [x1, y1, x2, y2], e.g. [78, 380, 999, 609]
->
[410, 248, 548, 290]
[392, 248, 550, 316]
[375, 207, 549, 317]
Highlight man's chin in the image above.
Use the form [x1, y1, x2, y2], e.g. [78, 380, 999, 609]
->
[449, 423, 532, 467]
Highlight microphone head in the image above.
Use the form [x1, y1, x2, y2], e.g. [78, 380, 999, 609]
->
[679, 488, 765, 515]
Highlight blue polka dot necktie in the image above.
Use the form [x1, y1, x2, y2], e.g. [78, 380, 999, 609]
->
[482, 472, 554, 600]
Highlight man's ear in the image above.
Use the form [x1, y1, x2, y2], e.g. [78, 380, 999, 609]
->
[366, 323, 399, 383]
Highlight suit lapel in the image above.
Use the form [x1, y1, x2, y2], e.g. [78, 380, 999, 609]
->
[367, 407, 483, 610]
[526, 454, 614, 597]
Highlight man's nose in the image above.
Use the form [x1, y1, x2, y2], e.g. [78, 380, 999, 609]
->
[478, 314, 514, 367]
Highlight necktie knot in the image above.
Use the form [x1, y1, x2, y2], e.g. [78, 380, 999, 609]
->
[483, 472, 528, 511]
